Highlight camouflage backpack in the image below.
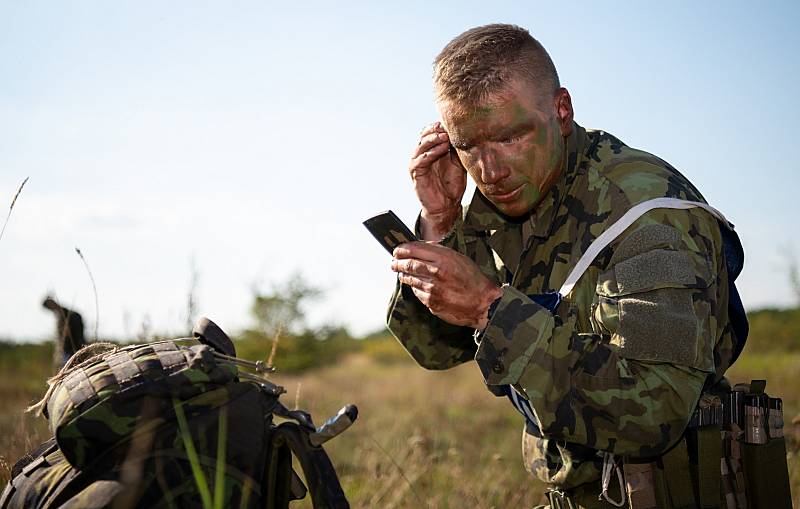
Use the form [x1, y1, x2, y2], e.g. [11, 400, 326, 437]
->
[0, 318, 355, 509]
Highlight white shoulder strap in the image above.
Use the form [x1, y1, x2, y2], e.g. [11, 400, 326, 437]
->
[558, 197, 731, 296]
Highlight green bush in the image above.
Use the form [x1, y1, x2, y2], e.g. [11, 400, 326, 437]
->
[745, 307, 800, 352]
[236, 326, 360, 373]
[360, 334, 412, 364]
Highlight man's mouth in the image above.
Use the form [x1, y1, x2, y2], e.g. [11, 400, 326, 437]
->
[487, 183, 525, 203]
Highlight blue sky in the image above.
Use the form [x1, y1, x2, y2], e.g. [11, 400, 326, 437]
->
[1, 1, 798, 340]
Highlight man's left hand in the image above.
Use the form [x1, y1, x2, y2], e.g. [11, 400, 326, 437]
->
[391, 242, 503, 329]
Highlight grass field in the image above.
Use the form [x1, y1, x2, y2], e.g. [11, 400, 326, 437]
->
[0, 336, 798, 508]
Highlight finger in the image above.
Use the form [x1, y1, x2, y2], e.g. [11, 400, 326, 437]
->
[418, 122, 437, 137]
[412, 131, 450, 158]
[447, 145, 465, 168]
[397, 273, 435, 293]
[409, 143, 451, 174]
[393, 242, 444, 262]
[391, 258, 440, 278]
[394, 242, 445, 262]
[410, 286, 433, 308]
[418, 121, 445, 138]
[431, 310, 470, 327]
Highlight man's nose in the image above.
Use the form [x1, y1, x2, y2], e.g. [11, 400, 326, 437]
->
[476, 149, 509, 185]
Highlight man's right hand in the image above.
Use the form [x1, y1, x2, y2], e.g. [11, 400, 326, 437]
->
[409, 122, 467, 241]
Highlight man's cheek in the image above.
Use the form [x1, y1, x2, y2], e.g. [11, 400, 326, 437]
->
[520, 185, 540, 208]
[462, 160, 482, 185]
[513, 145, 543, 200]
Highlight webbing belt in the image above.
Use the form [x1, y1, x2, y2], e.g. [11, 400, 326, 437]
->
[63, 370, 96, 407]
[106, 351, 141, 383]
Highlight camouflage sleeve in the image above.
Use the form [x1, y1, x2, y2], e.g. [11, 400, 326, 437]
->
[475, 207, 725, 457]
[386, 208, 478, 370]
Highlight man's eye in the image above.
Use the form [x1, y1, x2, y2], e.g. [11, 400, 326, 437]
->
[500, 135, 522, 145]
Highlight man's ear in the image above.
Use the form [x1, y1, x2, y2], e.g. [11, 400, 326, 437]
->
[555, 88, 574, 137]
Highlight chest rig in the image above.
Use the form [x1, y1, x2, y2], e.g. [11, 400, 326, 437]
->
[490, 198, 790, 508]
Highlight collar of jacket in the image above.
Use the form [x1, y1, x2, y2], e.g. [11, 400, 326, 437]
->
[461, 121, 588, 239]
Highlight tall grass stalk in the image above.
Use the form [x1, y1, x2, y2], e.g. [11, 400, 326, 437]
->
[294, 382, 302, 410]
[213, 406, 228, 509]
[368, 435, 424, 508]
[75, 246, 99, 341]
[186, 256, 200, 332]
[267, 324, 282, 369]
[173, 398, 213, 509]
[0, 176, 29, 243]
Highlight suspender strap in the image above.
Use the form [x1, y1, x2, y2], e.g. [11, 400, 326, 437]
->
[696, 426, 723, 508]
[559, 197, 732, 296]
[661, 439, 696, 509]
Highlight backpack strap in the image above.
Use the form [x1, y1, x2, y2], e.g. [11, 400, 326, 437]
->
[0, 438, 58, 508]
[267, 423, 350, 509]
[557, 197, 749, 364]
[559, 197, 732, 296]
[0, 439, 87, 509]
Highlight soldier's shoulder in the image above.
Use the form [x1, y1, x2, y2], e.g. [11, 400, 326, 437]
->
[583, 129, 703, 205]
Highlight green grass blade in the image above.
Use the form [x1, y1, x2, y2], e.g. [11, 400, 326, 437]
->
[213, 405, 228, 509]
[173, 398, 213, 509]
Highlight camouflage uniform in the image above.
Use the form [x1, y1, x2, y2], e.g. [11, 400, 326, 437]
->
[387, 122, 740, 492]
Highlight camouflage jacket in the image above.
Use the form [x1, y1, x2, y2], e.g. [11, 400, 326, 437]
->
[386, 122, 738, 489]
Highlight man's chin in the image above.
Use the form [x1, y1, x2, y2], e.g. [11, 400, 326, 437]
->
[490, 200, 535, 219]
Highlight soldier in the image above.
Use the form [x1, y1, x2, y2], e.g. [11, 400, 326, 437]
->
[387, 24, 748, 508]
[42, 296, 87, 368]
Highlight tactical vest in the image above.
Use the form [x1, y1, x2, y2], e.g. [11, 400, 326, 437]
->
[501, 198, 792, 509]
[0, 318, 355, 509]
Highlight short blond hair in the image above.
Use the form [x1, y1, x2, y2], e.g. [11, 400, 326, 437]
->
[434, 24, 560, 106]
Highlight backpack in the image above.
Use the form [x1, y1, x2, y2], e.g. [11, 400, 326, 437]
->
[0, 317, 354, 509]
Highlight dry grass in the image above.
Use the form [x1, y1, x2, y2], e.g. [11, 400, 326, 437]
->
[280, 351, 544, 508]
[0, 176, 29, 243]
[0, 341, 52, 481]
[74, 246, 100, 342]
[1, 338, 798, 508]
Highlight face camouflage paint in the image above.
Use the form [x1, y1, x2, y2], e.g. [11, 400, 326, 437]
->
[438, 78, 566, 218]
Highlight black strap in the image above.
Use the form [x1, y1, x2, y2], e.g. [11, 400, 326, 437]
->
[9, 438, 58, 479]
[266, 423, 349, 509]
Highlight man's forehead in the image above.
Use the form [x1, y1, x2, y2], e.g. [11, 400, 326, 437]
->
[438, 92, 534, 140]
[437, 77, 550, 126]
